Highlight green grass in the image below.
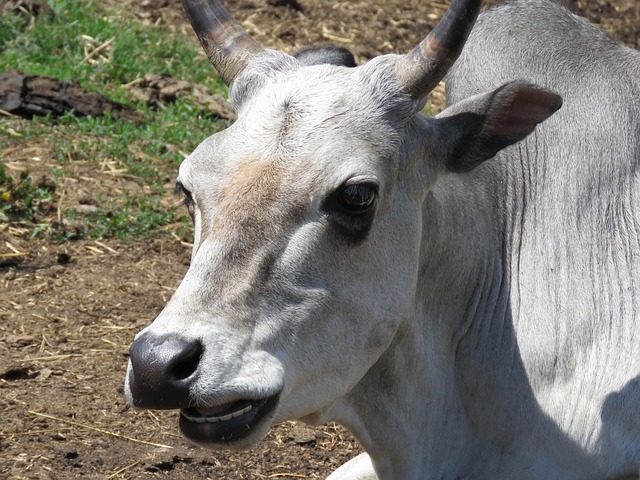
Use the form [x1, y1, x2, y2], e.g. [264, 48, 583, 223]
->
[0, 0, 225, 97]
[0, 164, 55, 224]
[0, 0, 229, 242]
[63, 196, 185, 241]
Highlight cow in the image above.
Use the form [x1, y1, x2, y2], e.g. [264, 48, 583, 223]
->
[124, 0, 640, 477]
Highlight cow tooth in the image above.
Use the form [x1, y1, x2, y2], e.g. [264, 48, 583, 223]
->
[185, 402, 254, 423]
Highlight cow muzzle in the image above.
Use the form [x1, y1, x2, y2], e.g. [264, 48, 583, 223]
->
[126, 332, 282, 447]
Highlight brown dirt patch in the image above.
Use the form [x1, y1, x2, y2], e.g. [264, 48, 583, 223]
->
[2, 1, 639, 479]
[138, 0, 639, 55]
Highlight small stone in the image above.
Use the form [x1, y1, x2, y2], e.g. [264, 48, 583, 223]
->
[56, 253, 72, 265]
[74, 204, 99, 214]
[63, 450, 79, 459]
[289, 425, 316, 445]
[37, 367, 52, 382]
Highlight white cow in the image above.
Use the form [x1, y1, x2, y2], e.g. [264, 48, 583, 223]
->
[125, 0, 640, 478]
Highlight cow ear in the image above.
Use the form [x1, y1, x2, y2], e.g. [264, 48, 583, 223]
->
[437, 81, 562, 173]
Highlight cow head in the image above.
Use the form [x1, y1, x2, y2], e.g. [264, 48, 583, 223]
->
[124, 0, 561, 450]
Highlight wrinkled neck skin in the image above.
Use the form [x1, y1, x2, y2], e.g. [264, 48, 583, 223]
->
[317, 161, 600, 479]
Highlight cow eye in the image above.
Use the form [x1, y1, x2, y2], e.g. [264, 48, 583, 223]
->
[175, 181, 195, 218]
[336, 182, 377, 215]
[323, 181, 378, 242]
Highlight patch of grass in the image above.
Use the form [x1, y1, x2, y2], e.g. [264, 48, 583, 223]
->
[0, 6, 28, 49]
[0, 0, 228, 242]
[0, 164, 55, 224]
[63, 196, 182, 241]
[0, 0, 225, 96]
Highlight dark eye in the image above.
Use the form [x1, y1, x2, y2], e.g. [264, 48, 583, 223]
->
[336, 183, 377, 215]
[175, 181, 195, 218]
[323, 181, 378, 242]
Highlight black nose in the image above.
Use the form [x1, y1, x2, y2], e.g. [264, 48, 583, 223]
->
[128, 334, 202, 409]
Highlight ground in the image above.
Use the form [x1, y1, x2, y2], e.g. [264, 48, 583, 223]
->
[1, 0, 639, 479]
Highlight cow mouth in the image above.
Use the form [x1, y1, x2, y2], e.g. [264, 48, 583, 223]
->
[179, 394, 279, 444]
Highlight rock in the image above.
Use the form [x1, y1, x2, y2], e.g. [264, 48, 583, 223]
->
[288, 425, 317, 444]
[0, 69, 142, 121]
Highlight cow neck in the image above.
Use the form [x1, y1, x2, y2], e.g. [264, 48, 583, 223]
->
[326, 175, 495, 478]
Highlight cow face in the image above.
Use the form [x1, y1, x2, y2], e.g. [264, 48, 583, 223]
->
[125, 55, 433, 449]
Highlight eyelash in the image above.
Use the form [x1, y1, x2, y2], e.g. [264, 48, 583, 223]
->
[175, 182, 195, 214]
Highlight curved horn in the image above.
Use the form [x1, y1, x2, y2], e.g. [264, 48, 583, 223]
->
[181, 0, 265, 85]
[395, 0, 482, 99]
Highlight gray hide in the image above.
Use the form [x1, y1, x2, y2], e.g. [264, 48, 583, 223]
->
[337, 2, 640, 474]
[436, 0, 640, 477]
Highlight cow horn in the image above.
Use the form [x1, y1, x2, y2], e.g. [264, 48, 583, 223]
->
[395, 0, 482, 99]
[181, 0, 265, 85]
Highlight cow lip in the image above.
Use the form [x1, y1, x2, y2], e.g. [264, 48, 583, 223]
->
[179, 394, 279, 444]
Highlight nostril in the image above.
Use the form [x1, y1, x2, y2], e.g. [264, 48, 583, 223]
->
[170, 341, 203, 381]
[128, 334, 203, 409]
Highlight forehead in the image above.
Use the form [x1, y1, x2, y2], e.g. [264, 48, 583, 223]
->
[182, 72, 399, 194]
[242, 70, 386, 154]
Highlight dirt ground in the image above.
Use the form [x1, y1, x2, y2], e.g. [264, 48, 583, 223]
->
[1, 1, 639, 479]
